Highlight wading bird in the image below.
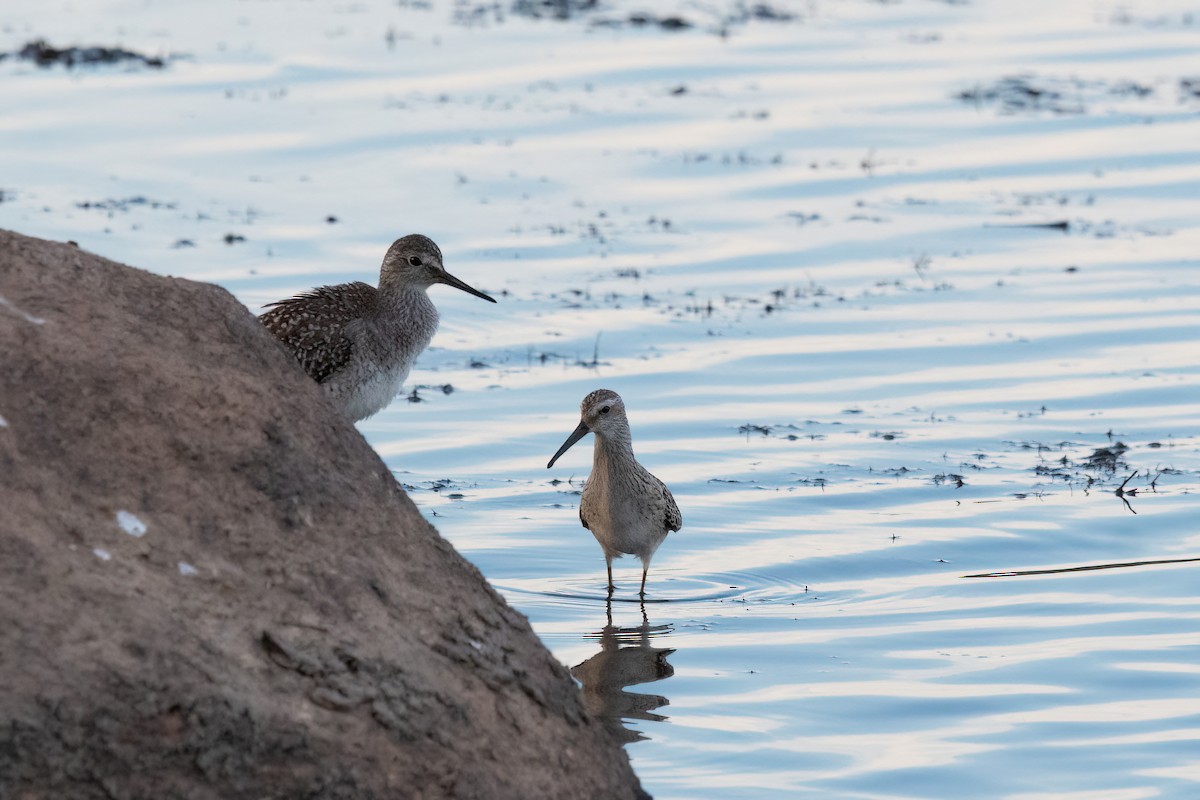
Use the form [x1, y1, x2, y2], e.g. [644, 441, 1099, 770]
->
[547, 389, 682, 597]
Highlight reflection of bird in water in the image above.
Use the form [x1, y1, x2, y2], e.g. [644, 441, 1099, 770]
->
[547, 389, 682, 597]
[570, 602, 675, 744]
[260, 234, 495, 421]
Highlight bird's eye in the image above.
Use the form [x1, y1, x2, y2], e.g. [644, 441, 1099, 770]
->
[408, 256, 423, 267]
[600, 405, 610, 414]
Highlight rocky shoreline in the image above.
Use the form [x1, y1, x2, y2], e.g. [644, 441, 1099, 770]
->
[0, 229, 645, 799]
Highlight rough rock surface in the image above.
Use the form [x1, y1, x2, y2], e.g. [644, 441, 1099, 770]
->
[0, 229, 647, 799]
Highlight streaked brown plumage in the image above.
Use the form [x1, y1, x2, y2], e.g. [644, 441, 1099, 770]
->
[261, 282, 376, 385]
[260, 234, 495, 421]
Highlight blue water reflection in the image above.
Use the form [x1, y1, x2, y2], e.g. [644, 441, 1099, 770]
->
[3, 0, 1200, 796]
[571, 602, 676, 744]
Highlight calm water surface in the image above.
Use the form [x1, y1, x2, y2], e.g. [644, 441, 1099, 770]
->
[3, 0, 1199, 796]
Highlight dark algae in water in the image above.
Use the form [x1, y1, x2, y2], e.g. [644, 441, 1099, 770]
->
[6, 39, 170, 68]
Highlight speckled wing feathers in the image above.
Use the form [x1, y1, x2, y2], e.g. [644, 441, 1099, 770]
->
[259, 282, 377, 384]
[658, 477, 682, 532]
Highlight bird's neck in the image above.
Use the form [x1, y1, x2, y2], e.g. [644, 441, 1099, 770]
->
[593, 428, 635, 470]
[378, 280, 430, 305]
[378, 283, 438, 324]
[373, 283, 439, 348]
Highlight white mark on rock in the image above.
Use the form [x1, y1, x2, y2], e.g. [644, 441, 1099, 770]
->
[0, 413, 7, 427]
[116, 510, 147, 537]
[0, 295, 46, 325]
[94, 548, 112, 561]
[178, 562, 198, 576]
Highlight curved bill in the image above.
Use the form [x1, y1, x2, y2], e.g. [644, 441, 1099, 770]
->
[547, 420, 590, 469]
[439, 270, 497, 303]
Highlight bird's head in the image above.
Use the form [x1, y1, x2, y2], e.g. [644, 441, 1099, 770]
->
[380, 234, 495, 303]
[547, 389, 628, 468]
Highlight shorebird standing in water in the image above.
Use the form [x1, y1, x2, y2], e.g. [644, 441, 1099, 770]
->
[547, 389, 682, 597]
[260, 234, 495, 421]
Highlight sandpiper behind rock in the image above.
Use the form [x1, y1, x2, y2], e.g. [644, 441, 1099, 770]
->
[547, 389, 682, 597]
[260, 234, 495, 421]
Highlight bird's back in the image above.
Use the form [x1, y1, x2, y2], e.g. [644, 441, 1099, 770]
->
[260, 281, 377, 384]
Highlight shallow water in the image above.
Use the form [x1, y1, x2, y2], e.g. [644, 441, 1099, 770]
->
[3, 0, 1200, 796]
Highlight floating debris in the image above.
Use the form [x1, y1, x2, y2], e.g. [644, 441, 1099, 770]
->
[986, 220, 1070, 232]
[739, 424, 771, 437]
[9, 39, 169, 69]
[512, 0, 600, 21]
[932, 473, 965, 488]
[76, 196, 177, 213]
[505, 0, 797, 32]
[415, 383, 455, 395]
[1083, 442, 1130, 473]
[957, 75, 1155, 115]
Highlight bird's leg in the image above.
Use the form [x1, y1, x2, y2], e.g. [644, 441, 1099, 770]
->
[606, 558, 614, 597]
[639, 562, 649, 598]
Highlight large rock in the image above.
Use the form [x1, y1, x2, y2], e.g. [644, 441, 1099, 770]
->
[0, 229, 646, 799]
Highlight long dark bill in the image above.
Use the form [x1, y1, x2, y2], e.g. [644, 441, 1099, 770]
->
[439, 271, 497, 303]
[547, 420, 590, 469]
